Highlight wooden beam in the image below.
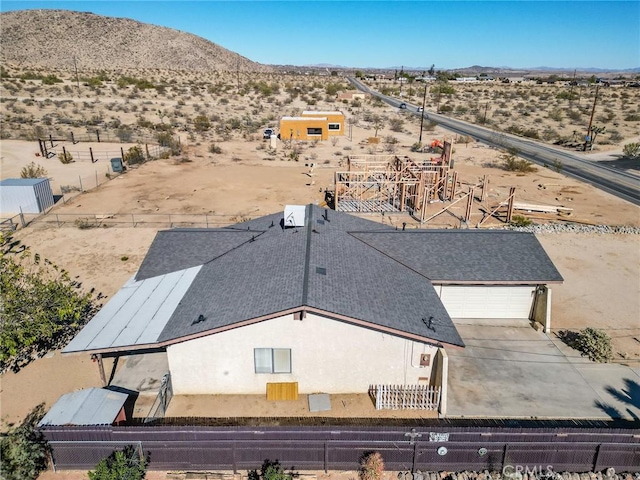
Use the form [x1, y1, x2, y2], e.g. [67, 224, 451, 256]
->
[506, 187, 516, 223]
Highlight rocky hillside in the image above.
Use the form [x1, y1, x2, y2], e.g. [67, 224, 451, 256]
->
[0, 9, 272, 72]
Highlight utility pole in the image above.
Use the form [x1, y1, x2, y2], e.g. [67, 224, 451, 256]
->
[73, 56, 80, 92]
[483, 102, 489, 124]
[569, 69, 576, 107]
[583, 84, 600, 152]
[419, 82, 428, 144]
[399, 65, 404, 96]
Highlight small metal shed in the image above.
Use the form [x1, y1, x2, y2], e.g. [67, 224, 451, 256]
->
[38, 388, 129, 427]
[0, 177, 54, 214]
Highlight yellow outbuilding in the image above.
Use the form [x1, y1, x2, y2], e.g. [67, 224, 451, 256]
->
[279, 110, 345, 141]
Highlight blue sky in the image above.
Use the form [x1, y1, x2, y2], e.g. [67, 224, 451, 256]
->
[2, 1, 638, 70]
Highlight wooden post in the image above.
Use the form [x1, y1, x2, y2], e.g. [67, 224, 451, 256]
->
[62, 145, 67, 161]
[89, 147, 95, 163]
[49, 134, 54, 148]
[399, 184, 406, 212]
[95, 354, 107, 386]
[465, 187, 474, 222]
[70, 131, 75, 144]
[506, 187, 516, 223]
[96, 130, 101, 142]
[121, 146, 125, 161]
[480, 175, 488, 202]
[450, 171, 458, 200]
[145, 144, 150, 160]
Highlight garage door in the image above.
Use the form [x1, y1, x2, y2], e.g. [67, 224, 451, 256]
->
[438, 286, 535, 319]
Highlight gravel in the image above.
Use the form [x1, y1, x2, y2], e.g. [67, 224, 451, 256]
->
[499, 223, 640, 235]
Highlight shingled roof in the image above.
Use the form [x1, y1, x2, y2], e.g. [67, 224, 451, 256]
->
[64, 205, 563, 355]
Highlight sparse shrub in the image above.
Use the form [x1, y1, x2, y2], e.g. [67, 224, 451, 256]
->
[124, 145, 145, 165]
[20, 162, 47, 178]
[624, 113, 640, 122]
[193, 114, 211, 132]
[116, 125, 133, 142]
[58, 151, 74, 164]
[359, 452, 384, 480]
[623, 142, 640, 158]
[510, 215, 532, 227]
[75, 218, 97, 229]
[389, 117, 404, 132]
[88, 445, 147, 480]
[209, 143, 223, 154]
[411, 142, 423, 152]
[561, 327, 613, 363]
[501, 149, 536, 173]
[120, 256, 129, 262]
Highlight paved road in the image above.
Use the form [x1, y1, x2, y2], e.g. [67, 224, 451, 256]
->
[349, 77, 640, 206]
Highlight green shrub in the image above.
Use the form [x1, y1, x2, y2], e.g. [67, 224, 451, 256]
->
[248, 459, 297, 480]
[510, 215, 532, 227]
[501, 150, 536, 173]
[0, 404, 50, 480]
[124, 145, 145, 165]
[88, 445, 147, 480]
[58, 151, 73, 164]
[573, 327, 613, 363]
[623, 142, 640, 158]
[20, 162, 47, 178]
[193, 115, 211, 132]
[359, 452, 385, 480]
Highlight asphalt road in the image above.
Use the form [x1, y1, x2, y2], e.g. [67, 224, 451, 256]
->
[349, 77, 640, 206]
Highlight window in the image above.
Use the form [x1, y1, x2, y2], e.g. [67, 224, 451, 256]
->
[307, 127, 322, 136]
[328, 123, 341, 131]
[254, 348, 291, 373]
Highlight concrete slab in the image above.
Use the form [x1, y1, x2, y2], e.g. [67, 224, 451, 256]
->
[109, 352, 169, 395]
[447, 325, 640, 420]
[308, 393, 331, 412]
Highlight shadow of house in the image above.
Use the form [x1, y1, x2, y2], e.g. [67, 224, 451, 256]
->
[597, 155, 640, 172]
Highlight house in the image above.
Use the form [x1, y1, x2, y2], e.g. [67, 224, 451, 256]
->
[279, 111, 345, 141]
[63, 205, 562, 412]
[336, 92, 367, 102]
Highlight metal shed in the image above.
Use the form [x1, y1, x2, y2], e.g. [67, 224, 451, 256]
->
[38, 388, 129, 427]
[0, 177, 54, 214]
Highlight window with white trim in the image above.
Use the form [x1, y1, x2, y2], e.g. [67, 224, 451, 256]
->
[328, 123, 341, 131]
[307, 127, 322, 136]
[254, 348, 291, 373]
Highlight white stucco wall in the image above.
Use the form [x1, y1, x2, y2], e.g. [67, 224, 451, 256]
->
[167, 313, 437, 395]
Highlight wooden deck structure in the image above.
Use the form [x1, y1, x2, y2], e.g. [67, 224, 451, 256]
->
[334, 144, 455, 221]
[369, 384, 441, 410]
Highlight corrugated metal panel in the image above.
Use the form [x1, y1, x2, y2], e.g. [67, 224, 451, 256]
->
[0, 178, 53, 213]
[63, 266, 201, 353]
[38, 388, 128, 426]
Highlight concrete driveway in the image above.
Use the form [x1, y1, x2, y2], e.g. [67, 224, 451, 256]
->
[446, 324, 640, 420]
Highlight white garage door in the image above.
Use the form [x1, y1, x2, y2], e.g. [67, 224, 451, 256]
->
[438, 286, 535, 319]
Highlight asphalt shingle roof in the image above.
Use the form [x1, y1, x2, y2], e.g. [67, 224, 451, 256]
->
[68, 205, 564, 352]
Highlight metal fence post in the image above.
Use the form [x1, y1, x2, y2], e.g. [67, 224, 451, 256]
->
[324, 441, 328, 473]
[19, 208, 26, 228]
[78, 176, 83, 191]
[90, 147, 95, 163]
[593, 444, 602, 472]
[96, 130, 101, 143]
[56, 214, 60, 227]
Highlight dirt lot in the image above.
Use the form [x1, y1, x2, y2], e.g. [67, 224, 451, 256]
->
[1, 72, 639, 432]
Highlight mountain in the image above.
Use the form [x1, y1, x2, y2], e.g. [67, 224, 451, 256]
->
[0, 9, 272, 72]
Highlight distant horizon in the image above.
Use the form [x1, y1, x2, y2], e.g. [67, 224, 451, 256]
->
[1, 1, 638, 71]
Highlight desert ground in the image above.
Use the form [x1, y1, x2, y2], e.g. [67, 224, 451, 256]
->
[1, 68, 639, 433]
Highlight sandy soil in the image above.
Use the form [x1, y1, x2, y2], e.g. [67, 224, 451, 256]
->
[1, 72, 639, 433]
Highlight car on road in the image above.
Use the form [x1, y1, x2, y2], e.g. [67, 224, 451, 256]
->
[399, 103, 407, 109]
[263, 128, 276, 139]
[417, 106, 423, 112]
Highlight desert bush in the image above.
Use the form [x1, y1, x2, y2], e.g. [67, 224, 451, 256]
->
[623, 113, 640, 122]
[248, 459, 296, 480]
[510, 215, 532, 227]
[359, 452, 384, 480]
[561, 327, 613, 363]
[58, 150, 74, 164]
[0, 404, 50, 480]
[567, 110, 582, 122]
[193, 114, 211, 132]
[623, 142, 640, 158]
[389, 117, 404, 132]
[608, 129, 623, 143]
[500, 149, 536, 173]
[124, 145, 146, 164]
[20, 162, 47, 178]
[411, 142, 423, 152]
[88, 445, 147, 480]
[156, 132, 181, 155]
[209, 143, 223, 154]
[548, 109, 563, 122]
[116, 125, 133, 142]
[75, 218, 97, 229]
